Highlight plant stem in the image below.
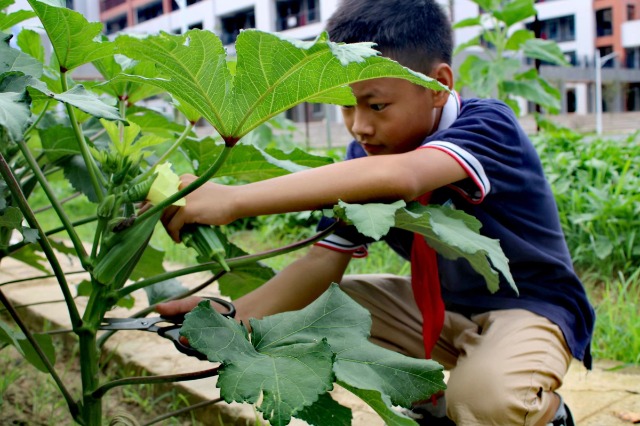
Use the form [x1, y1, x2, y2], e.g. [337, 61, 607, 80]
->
[33, 191, 82, 213]
[115, 221, 338, 299]
[23, 100, 50, 137]
[138, 121, 194, 182]
[135, 145, 233, 224]
[6, 216, 97, 255]
[60, 72, 105, 202]
[16, 139, 91, 267]
[142, 398, 223, 426]
[0, 289, 81, 421]
[0, 153, 81, 326]
[0, 270, 86, 288]
[91, 367, 220, 399]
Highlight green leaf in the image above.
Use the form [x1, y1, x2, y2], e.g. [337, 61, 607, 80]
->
[456, 56, 496, 98]
[503, 78, 560, 113]
[0, 322, 56, 373]
[217, 262, 276, 299]
[115, 29, 445, 141]
[9, 244, 49, 273]
[494, 0, 536, 27]
[452, 16, 481, 29]
[395, 203, 517, 294]
[26, 0, 115, 71]
[143, 279, 188, 306]
[61, 155, 102, 202]
[16, 29, 45, 63]
[0, 79, 31, 142]
[505, 29, 534, 51]
[293, 393, 353, 426]
[38, 124, 79, 161]
[452, 34, 481, 56]
[182, 303, 335, 426]
[522, 38, 569, 66]
[0, 32, 43, 77]
[335, 200, 406, 241]
[127, 107, 188, 139]
[250, 284, 445, 409]
[93, 53, 164, 103]
[129, 243, 167, 281]
[0, 9, 36, 32]
[339, 384, 418, 426]
[0, 206, 22, 248]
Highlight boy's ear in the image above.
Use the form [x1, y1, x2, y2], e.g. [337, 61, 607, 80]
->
[430, 63, 454, 108]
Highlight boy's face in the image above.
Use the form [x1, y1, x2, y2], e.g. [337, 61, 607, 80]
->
[341, 77, 447, 156]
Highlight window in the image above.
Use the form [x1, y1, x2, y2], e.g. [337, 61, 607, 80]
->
[100, 0, 126, 12]
[628, 4, 636, 21]
[599, 46, 615, 68]
[171, 0, 203, 11]
[66, 0, 74, 9]
[221, 8, 255, 45]
[276, 0, 319, 31]
[596, 8, 613, 37]
[528, 15, 575, 42]
[105, 14, 127, 34]
[566, 88, 576, 113]
[626, 47, 640, 69]
[137, 1, 163, 24]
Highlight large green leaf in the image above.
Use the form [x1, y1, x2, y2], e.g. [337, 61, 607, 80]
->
[182, 304, 335, 426]
[115, 29, 445, 142]
[93, 53, 165, 103]
[26, 0, 115, 71]
[395, 203, 517, 294]
[249, 284, 445, 413]
[502, 79, 560, 113]
[217, 262, 276, 300]
[340, 385, 419, 426]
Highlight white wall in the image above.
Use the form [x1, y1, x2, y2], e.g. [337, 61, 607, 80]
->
[622, 20, 640, 48]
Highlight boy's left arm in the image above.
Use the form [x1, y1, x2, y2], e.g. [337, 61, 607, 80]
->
[163, 148, 467, 241]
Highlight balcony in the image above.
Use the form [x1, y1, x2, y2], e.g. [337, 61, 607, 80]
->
[276, 0, 319, 31]
[100, 0, 126, 13]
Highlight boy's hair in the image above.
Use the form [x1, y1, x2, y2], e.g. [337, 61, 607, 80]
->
[325, 0, 453, 74]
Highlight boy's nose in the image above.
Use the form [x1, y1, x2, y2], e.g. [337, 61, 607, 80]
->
[350, 110, 374, 137]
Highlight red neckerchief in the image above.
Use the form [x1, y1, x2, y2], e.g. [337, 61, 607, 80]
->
[410, 192, 444, 359]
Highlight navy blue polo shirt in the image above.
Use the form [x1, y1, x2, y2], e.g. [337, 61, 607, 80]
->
[317, 96, 595, 368]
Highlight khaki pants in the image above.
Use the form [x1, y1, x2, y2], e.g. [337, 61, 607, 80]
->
[340, 274, 573, 426]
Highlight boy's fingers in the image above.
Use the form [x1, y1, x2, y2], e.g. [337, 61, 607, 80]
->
[156, 296, 203, 316]
[138, 201, 151, 215]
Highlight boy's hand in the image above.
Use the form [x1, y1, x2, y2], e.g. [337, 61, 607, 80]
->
[160, 174, 237, 242]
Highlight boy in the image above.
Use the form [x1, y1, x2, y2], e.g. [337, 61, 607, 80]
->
[158, 0, 595, 424]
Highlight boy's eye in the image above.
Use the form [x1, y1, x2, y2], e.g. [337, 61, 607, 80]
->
[341, 105, 354, 110]
[370, 103, 387, 111]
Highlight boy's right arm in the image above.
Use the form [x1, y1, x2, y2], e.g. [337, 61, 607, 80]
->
[156, 245, 352, 328]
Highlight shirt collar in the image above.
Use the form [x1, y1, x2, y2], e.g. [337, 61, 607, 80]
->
[435, 90, 461, 132]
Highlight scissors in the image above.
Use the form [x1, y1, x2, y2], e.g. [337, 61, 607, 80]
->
[99, 297, 236, 360]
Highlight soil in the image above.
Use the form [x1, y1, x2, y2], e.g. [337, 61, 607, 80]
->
[0, 342, 202, 426]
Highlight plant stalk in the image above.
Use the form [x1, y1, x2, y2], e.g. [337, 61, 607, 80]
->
[92, 367, 220, 399]
[142, 398, 223, 426]
[116, 221, 338, 299]
[16, 140, 91, 266]
[60, 72, 105, 202]
[0, 289, 81, 421]
[0, 152, 81, 326]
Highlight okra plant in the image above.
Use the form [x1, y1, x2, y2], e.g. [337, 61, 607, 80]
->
[0, 1, 515, 425]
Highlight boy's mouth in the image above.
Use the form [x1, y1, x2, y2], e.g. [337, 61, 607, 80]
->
[360, 142, 385, 155]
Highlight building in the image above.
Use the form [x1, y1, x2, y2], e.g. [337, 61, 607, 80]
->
[5, 0, 640, 137]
